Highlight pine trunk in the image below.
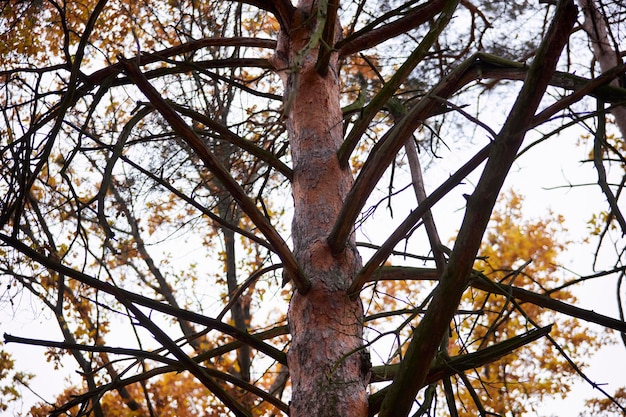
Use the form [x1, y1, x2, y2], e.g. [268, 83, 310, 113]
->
[272, 1, 369, 416]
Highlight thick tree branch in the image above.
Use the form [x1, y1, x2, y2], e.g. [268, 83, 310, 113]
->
[393, 99, 447, 272]
[120, 298, 251, 417]
[120, 58, 310, 294]
[315, 0, 339, 75]
[371, 325, 553, 383]
[457, 54, 626, 106]
[470, 274, 626, 333]
[337, 0, 449, 56]
[0, 232, 288, 365]
[83, 37, 277, 87]
[338, 0, 460, 169]
[377, 3, 576, 416]
[348, 144, 491, 296]
[531, 62, 626, 127]
[239, 0, 295, 31]
[170, 103, 293, 180]
[375, 265, 626, 333]
[368, 325, 553, 415]
[594, 100, 626, 235]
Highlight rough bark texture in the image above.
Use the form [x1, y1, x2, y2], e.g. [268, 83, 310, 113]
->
[271, 1, 368, 416]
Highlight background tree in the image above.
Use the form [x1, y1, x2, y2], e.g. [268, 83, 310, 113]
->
[1, 0, 625, 416]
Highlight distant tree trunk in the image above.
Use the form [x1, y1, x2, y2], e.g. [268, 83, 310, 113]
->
[579, 0, 626, 136]
[272, 1, 368, 416]
[222, 209, 251, 382]
[220, 205, 251, 382]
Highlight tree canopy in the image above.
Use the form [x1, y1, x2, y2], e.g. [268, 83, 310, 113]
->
[1, 0, 625, 416]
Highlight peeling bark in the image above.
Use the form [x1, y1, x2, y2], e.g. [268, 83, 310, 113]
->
[271, 1, 368, 415]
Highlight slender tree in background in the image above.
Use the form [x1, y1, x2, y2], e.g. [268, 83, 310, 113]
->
[0, 0, 625, 416]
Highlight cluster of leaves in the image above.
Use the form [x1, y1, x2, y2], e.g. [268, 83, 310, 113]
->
[0, 342, 32, 413]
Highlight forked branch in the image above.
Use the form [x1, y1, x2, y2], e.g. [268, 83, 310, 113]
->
[377, 2, 577, 415]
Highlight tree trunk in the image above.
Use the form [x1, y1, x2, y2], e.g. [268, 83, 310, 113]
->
[272, 1, 368, 416]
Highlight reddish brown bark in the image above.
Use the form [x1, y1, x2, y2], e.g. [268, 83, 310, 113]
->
[271, 1, 368, 415]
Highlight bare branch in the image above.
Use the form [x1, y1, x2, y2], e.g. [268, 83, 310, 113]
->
[338, 0, 460, 169]
[470, 273, 626, 333]
[0, 232, 289, 365]
[120, 58, 310, 294]
[368, 325, 553, 415]
[348, 144, 491, 295]
[238, 0, 295, 31]
[594, 100, 626, 235]
[84, 38, 277, 87]
[377, 3, 577, 415]
[337, 0, 449, 57]
[3, 334, 179, 367]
